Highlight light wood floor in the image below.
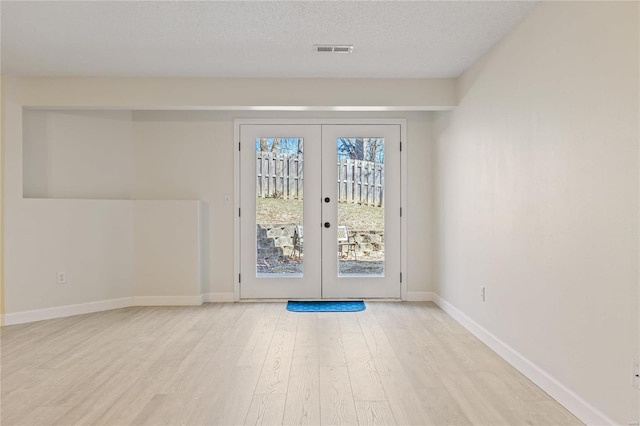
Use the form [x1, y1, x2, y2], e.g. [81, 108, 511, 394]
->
[1, 302, 582, 426]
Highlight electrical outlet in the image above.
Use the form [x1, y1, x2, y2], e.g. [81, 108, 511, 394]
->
[57, 272, 66, 284]
[632, 359, 639, 390]
[480, 286, 486, 302]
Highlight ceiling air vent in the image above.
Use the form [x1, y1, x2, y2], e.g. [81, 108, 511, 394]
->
[314, 45, 353, 54]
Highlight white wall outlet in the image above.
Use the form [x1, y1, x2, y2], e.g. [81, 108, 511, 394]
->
[632, 359, 639, 390]
[480, 286, 486, 302]
[57, 271, 66, 284]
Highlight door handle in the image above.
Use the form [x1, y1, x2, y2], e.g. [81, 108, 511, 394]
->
[324, 222, 331, 228]
[324, 197, 330, 203]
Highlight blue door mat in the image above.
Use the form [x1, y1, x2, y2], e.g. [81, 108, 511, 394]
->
[286, 300, 366, 313]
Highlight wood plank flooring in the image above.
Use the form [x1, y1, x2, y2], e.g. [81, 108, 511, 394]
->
[1, 302, 583, 425]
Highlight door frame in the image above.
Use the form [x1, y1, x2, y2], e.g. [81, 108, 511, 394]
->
[233, 118, 408, 301]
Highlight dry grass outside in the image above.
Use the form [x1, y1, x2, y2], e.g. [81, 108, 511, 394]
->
[256, 197, 384, 231]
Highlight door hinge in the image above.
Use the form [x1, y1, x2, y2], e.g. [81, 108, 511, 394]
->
[238, 273, 241, 283]
[239, 208, 241, 217]
[400, 207, 402, 217]
[400, 141, 402, 152]
[238, 141, 241, 151]
[400, 272, 403, 283]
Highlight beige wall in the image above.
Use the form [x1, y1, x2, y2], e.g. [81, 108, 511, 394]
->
[23, 110, 133, 199]
[10, 108, 136, 316]
[132, 110, 435, 296]
[133, 200, 207, 303]
[5, 199, 134, 313]
[433, 2, 639, 423]
[5, 78, 442, 318]
[132, 111, 236, 294]
[1, 74, 4, 318]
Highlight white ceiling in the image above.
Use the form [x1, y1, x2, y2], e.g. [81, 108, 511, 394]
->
[1, 1, 537, 79]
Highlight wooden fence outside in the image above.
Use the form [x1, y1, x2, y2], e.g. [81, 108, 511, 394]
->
[337, 157, 384, 207]
[256, 152, 384, 207]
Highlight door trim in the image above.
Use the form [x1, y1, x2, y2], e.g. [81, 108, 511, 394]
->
[234, 118, 408, 301]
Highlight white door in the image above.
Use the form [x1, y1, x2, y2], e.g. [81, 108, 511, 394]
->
[320, 125, 401, 298]
[239, 123, 401, 299]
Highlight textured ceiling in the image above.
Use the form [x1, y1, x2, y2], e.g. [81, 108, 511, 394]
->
[1, 1, 537, 78]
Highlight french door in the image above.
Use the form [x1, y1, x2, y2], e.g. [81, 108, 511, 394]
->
[238, 122, 401, 299]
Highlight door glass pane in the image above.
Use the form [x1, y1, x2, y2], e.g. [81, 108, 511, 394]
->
[336, 138, 385, 276]
[256, 137, 304, 277]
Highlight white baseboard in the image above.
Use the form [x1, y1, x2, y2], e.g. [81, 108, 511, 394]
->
[132, 295, 204, 306]
[406, 291, 435, 302]
[432, 294, 616, 426]
[2, 297, 133, 326]
[203, 292, 235, 303]
[2, 294, 210, 326]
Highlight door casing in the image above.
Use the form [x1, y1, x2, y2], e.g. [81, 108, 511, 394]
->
[234, 118, 408, 301]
